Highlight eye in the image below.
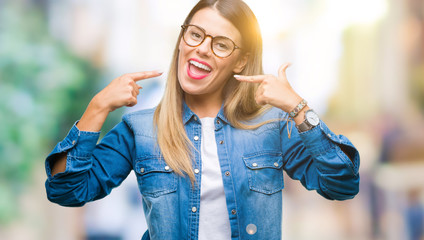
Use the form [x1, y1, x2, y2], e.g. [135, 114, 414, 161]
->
[214, 38, 231, 51]
[188, 29, 203, 41]
[217, 43, 229, 50]
[191, 32, 201, 39]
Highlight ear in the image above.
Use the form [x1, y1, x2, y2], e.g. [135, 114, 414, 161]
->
[232, 53, 249, 74]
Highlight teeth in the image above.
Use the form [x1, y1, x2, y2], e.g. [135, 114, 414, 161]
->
[189, 60, 211, 72]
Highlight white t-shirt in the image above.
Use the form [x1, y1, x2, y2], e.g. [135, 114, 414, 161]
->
[198, 117, 231, 240]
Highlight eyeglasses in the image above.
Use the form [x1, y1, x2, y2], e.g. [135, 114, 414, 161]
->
[181, 24, 241, 58]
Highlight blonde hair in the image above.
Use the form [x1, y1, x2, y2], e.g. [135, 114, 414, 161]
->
[154, 0, 268, 182]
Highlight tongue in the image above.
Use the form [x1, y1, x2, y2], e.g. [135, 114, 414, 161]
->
[190, 64, 210, 76]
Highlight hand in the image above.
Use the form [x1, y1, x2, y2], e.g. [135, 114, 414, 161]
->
[93, 71, 163, 112]
[234, 63, 302, 113]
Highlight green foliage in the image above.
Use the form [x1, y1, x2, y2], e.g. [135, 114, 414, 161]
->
[0, 3, 104, 223]
[410, 64, 424, 113]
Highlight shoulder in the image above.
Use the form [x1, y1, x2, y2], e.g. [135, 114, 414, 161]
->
[238, 107, 289, 135]
[265, 107, 287, 118]
[122, 107, 157, 137]
[123, 107, 156, 122]
[250, 106, 288, 123]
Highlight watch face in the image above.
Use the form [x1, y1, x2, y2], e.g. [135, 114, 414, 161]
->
[306, 110, 320, 126]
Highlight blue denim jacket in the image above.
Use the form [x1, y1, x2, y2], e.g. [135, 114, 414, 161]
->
[45, 104, 360, 240]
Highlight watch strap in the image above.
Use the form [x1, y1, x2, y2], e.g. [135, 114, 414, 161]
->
[296, 121, 313, 132]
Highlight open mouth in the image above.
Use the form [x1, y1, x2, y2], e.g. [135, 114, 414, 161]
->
[187, 59, 212, 80]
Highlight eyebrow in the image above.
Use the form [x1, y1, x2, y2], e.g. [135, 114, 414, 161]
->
[189, 23, 235, 40]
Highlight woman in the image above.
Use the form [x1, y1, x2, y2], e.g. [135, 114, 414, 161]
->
[45, 0, 360, 239]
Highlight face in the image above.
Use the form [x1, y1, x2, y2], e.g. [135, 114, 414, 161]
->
[177, 8, 247, 102]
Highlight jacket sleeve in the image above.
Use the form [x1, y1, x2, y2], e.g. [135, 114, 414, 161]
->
[45, 120, 135, 207]
[281, 116, 360, 200]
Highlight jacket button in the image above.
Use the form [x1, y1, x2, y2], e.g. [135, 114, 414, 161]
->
[192, 207, 197, 212]
[217, 119, 221, 124]
[252, 163, 258, 167]
[164, 166, 170, 171]
[219, 140, 224, 144]
[194, 169, 200, 174]
[193, 116, 198, 121]
[274, 162, 279, 167]
[231, 209, 237, 215]
[194, 136, 199, 141]
[140, 168, 145, 173]
[246, 224, 257, 235]
[225, 171, 230, 176]
[72, 140, 76, 145]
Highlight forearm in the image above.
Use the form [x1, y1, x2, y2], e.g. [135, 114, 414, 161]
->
[77, 96, 110, 132]
[50, 97, 109, 176]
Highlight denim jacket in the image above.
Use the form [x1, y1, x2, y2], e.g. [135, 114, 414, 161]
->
[45, 104, 360, 240]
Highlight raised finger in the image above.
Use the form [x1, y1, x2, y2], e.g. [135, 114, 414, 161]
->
[126, 70, 163, 82]
[278, 63, 291, 80]
[233, 74, 265, 83]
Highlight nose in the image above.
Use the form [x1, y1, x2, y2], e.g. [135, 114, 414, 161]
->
[196, 36, 213, 57]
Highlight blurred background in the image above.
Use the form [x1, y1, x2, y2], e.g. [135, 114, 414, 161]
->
[0, 0, 423, 239]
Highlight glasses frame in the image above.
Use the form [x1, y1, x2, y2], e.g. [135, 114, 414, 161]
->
[181, 24, 241, 58]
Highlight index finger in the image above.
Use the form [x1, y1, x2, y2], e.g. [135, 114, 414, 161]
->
[233, 74, 265, 83]
[126, 71, 163, 82]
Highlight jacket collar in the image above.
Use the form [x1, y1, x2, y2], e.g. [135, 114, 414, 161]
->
[182, 100, 229, 126]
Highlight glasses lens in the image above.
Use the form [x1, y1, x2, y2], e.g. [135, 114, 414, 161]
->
[183, 25, 204, 46]
[212, 37, 235, 58]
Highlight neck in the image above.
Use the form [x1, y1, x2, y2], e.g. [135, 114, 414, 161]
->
[185, 93, 223, 118]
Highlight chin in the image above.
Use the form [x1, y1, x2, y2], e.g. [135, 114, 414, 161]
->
[178, 73, 206, 96]
[180, 84, 205, 96]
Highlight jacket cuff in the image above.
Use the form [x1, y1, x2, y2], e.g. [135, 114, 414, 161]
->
[298, 120, 359, 174]
[298, 121, 333, 155]
[45, 121, 100, 179]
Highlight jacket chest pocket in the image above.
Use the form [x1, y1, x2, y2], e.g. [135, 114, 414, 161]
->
[243, 151, 284, 195]
[134, 156, 177, 198]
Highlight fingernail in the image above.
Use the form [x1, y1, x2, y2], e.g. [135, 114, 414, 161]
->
[156, 70, 164, 74]
[234, 75, 242, 78]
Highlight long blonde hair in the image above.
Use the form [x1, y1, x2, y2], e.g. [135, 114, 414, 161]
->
[154, 0, 267, 182]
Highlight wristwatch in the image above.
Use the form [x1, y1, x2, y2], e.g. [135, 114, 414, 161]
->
[296, 109, 320, 132]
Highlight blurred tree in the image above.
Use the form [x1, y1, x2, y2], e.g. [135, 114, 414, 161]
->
[407, 0, 424, 113]
[0, 2, 110, 224]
